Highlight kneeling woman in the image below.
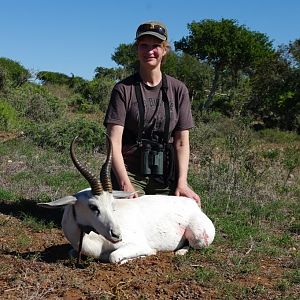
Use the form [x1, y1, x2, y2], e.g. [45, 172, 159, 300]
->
[104, 21, 200, 203]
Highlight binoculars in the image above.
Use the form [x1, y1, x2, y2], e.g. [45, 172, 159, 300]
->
[140, 142, 164, 176]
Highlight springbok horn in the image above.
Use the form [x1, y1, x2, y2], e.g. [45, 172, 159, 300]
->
[70, 136, 103, 195]
[100, 134, 113, 193]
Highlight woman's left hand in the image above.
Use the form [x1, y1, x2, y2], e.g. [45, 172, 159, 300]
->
[174, 185, 201, 205]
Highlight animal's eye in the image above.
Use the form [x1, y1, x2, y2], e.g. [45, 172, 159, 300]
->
[89, 204, 100, 215]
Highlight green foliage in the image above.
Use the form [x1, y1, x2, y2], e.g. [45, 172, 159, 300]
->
[175, 18, 275, 111]
[190, 116, 300, 221]
[282, 146, 300, 186]
[248, 47, 300, 131]
[175, 19, 273, 74]
[5, 82, 66, 123]
[191, 119, 254, 197]
[0, 99, 19, 130]
[25, 117, 106, 151]
[288, 39, 300, 67]
[0, 66, 5, 90]
[282, 147, 300, 170]
[163, 52, 213, 107]
[87, 77, 115, 111]
[261, 148, 280, 160]
[37, 71, 71, 85]
[68, 77, 115, 112]
[37, 71, 88, 98]
[68, 93, 95, 113]
[43, 82, 75, 100]
[94, 66, 123, 81]
[254, 128, 300, 143]
[0, 138, 92, 200]
[0, 57, 31, 88]
[211, 73, 252, 116]
[111, 43, 138, 74]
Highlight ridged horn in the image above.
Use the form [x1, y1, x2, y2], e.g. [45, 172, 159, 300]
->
[100, 134, 113, 193]
[70, 136, 103, 195]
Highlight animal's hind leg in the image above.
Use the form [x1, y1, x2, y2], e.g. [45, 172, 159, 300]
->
[185, 213, 215, 249]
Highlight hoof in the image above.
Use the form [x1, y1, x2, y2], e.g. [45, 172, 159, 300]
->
[175, 246, 189, 256]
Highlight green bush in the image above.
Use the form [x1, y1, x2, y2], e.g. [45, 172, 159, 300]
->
[25, 117, 106, 151]
[255, 128, 300, 143]
[0, 57, 30, 88]
[68, 94, 98, 113]
[36, 71, 70, 85]
[5, 83, 66, 123]
[75, 77, 115, 112]
[0, 68, 5, 90]
[0, 99, 19, 130]
[43, 83, 74, 101]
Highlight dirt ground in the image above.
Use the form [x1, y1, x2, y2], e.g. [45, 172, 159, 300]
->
[0, 209, 213, 300]
[0, 205, 299, 300]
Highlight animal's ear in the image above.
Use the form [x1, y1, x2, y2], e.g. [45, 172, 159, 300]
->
[112, 190, 135, 199]
[38, 196, 77, 208]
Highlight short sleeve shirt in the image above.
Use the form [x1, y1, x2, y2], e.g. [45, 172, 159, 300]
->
[104, 73, 194, 172]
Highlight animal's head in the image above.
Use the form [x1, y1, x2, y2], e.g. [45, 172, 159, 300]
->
[39, 135, 122, 243]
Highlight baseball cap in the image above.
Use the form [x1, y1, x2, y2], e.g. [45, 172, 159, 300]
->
[136, 21, 168, 41]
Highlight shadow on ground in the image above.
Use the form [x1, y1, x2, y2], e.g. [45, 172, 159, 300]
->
[1, 244, 72, 263]
[0, 198, 63, 227]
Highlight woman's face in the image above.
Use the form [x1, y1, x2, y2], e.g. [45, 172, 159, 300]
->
[137, 36, 167, 70]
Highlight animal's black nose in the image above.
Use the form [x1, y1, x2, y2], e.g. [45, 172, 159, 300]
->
[110, 230, 121, 240]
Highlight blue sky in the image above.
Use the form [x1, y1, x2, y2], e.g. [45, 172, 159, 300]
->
[1, 0, 299, 80]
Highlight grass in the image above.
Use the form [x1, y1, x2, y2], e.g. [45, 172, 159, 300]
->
[254, 128, 300, 143]
[0, 188, 16, 201]
[0, 137, 104, 200]
[0, 117, 299, 299]
[189, 122, 299, 298]
[16, 233, 32, 248]
[20, 213, 56, 231]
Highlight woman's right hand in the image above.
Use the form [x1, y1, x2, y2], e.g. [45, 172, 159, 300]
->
[122, 182, 139, 198]
[107, 124, 139, 198]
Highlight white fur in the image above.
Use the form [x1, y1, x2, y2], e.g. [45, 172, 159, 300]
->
[40, 188, 215, 264]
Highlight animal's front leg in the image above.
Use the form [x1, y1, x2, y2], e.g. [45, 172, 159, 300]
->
[109, 244, 156, 264]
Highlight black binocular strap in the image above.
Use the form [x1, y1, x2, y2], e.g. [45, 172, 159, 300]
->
[161, 74, 170, 144]
[135, 73, 170, 144]
[135, 80, 145, 144]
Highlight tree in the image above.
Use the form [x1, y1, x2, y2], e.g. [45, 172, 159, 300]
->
[111, 43, 138, 77]
[175, 19, 274, 110]
[94, 66, 123, 81]
[37, 71, 71, 85]
[288, 39, 300, 66]
[248, 41, 300, 131]
[37, 71, 87, 95]
[163, 51, 213, 108]
[0, 57, 31, 89]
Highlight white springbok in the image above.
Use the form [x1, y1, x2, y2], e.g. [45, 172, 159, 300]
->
[39, 136, 215, 264]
